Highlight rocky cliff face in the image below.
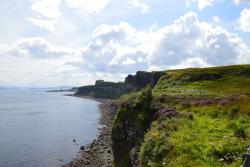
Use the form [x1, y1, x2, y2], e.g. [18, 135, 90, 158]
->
[111, 87, 153, 167]
[125, 71, 165, 88]
[75, 71, 164, 99]
[75, 81, 133, 99]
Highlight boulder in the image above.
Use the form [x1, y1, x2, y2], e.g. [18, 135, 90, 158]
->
[154, 108, 178, 120]
[80, 146, 85, 150]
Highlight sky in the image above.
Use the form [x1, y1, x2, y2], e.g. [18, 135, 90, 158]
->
[0, 0, 250, 87]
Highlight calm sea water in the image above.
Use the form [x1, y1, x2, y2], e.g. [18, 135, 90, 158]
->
[0, 89, 100, 167]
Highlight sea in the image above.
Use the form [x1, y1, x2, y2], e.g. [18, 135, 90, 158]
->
[0, 89, 100, 167]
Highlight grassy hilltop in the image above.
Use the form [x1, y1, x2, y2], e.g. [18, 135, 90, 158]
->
[154, 65, 250, 97]
[112, 65, 250, 167]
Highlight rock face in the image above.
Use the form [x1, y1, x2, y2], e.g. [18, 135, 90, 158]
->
[75, 71, 164, 99]
[125, 71, 165, 88]
[154, 108, 178, 120]
[75, 82, 133, 99]
[111, 87, 153, 167]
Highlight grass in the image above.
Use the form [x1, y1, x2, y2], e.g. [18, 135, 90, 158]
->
[139, 105, 250, 167]
[138, 65, 250, 167]
[112, 65, 250, 167]
[153, 65, 250, 97]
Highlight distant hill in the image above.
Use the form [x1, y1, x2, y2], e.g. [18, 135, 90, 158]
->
[0, 86, 20, 90]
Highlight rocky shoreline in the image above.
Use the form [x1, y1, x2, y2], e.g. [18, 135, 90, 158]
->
[64, 96, 116, 167]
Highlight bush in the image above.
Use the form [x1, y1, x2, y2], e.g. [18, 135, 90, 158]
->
[209, 110, 219, 118]
[227, 121, 237, 129]
[229, 106, 240, 118]
[234, 127, 246, 138]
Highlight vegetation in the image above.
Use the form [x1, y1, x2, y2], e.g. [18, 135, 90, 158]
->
[114, 86, 153, 131]
[112, 65, 250, 167]
[153, 65, 250, 97]
[112, 87, 154, 167]
[139, 65, 250, 167]
[140, 106, 250, 167]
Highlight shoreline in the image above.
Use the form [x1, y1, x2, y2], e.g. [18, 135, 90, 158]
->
[64, 95, 116, 167]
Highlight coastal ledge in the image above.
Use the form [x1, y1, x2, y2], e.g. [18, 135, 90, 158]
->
[64, 95, 117, 167]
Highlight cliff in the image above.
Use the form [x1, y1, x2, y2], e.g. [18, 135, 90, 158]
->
[75, 71, 165, 99]
[112, 87, 153, 167]
[75, 80, 133, 99]
[125, 71, 165, 88]
[111, 65, 250, 167]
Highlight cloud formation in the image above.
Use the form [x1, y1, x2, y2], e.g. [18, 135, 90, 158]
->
[1, 12, 250, 86]
[63, 0, 113, 13]
[81, 12, 250, 72]
[186, 0, 215, 10]
[212, 16, 220, 22]
[29, 0, 61, 31]
[28, 0, 149, 32]
[150, 12, 250, 68]
[234, 0, 250, 4]
[131, 0, 149, 13]
[0, 38, 78, 59]
[238, 8, 250, 32]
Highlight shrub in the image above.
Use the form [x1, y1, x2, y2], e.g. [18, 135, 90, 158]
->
[229, 106, 240, 118]
[227, 121, 237, 129]
[209, 110, 219, 118]
[234, 127, 246, 138]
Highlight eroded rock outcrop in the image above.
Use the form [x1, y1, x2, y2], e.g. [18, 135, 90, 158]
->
[125, 71, 165, 88]
[75, 71, 164, 99]
[75, 81, 133, 99]
[111, 87, 153, 167]
[154, 108, 178, 120]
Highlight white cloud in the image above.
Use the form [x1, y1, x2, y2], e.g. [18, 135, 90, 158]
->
[63, 0, 113, 13]
[64, 0, 149, 14]
[212, 16, 220, 22]
[28, 18, 57, 32]
[238, 8, 250, 32]
[0, 39, 83, 87]
[0, 37, 126, 86]
[186, 0, 215, 10]
[76, 12, 250, 73]
[170, 57, 211, 69]
[29, 0, 114, 31]
[150, 12, 250, 69]
[198, 0, 215, 10]
[28, 0, 149, 32]
[31, 0, 61, 19]
[2, 11, 250, 86]
[234, 0, 250, 4]
[29, 0, 61, 31]
[81, 22, 150, 73]
[1, 38, 78, 59]
[131, 0, 149, 13]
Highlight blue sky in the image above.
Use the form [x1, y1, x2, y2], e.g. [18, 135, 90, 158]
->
[0, 0, 250, 87]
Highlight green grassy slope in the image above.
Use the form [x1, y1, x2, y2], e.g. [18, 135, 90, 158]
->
[139, 65, 250, 167]
[154, 65, 250, 97]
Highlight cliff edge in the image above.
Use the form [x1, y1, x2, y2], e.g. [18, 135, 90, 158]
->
[75, 71, 165, 99]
